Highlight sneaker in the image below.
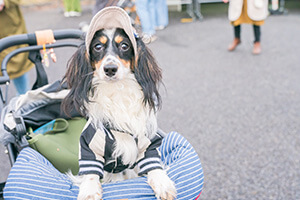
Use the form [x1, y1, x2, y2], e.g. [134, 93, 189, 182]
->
[155, 25, 166, 31]
[69, 11, 82, 17]
[142, 34, 157, 44]
[64, 12, 70, 17]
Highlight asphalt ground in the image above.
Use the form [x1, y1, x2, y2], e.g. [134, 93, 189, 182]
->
[1, 1, 300, 199]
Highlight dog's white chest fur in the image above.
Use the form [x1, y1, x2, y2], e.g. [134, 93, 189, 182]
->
[87, 74, 157, 139]
[86, 75, 158, 182]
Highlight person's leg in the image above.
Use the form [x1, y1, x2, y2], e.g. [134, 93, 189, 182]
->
[136, 0, 156, 43]
[154, 0, 168, 29]
[228, 25, 241, 51]
[253, 25, 261, 43]
[63, 0, 71, 12]
[252, 25, 261, 54]
[63, 0, 71, 17]
[68, 0, 81, 16]
[12, 72, 30, 95]
[73, 0, 81, 13]
[234, 24, 241, 39]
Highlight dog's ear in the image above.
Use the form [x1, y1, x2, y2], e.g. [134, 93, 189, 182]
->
[62, 43, 94, 117]
[134, 38, 162, 111]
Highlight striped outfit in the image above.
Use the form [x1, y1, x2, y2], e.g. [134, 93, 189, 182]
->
[4, 132, 204, 199]
[78, 122, 163, 178]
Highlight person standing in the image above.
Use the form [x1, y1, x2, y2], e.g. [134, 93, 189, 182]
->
[0, 0, 33, 95]
[63, 0, 82, 17]
[224, 0, 268, 54]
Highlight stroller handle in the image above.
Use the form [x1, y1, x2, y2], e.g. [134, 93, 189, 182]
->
[0, 29, 83, 52]
[0, 29, 84, 84]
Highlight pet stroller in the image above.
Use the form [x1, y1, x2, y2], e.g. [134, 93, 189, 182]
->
[0, 29, 203, 200]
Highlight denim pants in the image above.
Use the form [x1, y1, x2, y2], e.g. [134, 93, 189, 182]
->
[12, 72, 30, 95]
[136, 0, 156, 35]
[136, 0, 169, 35]
[153, 0, 169, 28]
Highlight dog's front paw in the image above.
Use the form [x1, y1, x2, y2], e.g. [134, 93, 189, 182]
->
[78, 174, 102, 200]
[147, 169, 176, 200]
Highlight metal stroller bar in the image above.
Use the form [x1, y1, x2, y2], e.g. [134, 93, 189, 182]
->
[0, 42, 82, 167]
[0, 42, 82, 85]
[0, 29, 84, 199]
[0, 29, 83, 53]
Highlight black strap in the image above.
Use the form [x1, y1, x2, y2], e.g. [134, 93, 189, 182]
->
[0, 181, 5, 198]
[28, 50, 48, 90]
[0, 89, 4, 106]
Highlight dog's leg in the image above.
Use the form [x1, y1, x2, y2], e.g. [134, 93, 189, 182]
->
[147, 169, 176, 200]
[78, 174, 102, 200]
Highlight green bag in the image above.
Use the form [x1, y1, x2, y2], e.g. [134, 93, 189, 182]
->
[27, 117, 86, 174]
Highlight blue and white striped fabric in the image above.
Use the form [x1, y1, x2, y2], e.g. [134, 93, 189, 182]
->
[4, 132, 204, 200]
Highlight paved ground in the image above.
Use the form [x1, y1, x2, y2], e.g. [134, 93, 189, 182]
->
[1, 1, 300, 199]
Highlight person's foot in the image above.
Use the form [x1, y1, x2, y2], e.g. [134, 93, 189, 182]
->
[252, 42, 261, 55]
[64, 12, 70, 17]
[228, 38, 241, 51]
[155, 25, 166, 31]
[142, 34, 157, 44]
[69, 11, 82, 17]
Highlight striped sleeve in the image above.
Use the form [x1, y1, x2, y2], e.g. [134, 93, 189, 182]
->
[78, 123, 105, 178]
[137, 133, 163, 176]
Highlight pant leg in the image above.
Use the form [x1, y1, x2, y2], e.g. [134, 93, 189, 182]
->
[234, 25, 241, 39]
[63, 0, 71, 12]
[64, 0, 81, 12]
[253, 25, 261, 43]
[154, 0, 169, 27]
[71, 0, 81, 12]
[12, 72, 30, 95]
[135, 0, 155, 35]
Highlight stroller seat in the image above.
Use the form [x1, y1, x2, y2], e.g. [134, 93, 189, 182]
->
[4, 132, 203, 200]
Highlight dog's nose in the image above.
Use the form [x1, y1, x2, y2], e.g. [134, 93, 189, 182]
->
[104, 65, 118, 77]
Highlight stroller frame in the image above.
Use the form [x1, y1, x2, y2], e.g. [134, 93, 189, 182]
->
[0, 29, 167, 198]
[0, 29, 84, 198]
[0, 25, 205, 199]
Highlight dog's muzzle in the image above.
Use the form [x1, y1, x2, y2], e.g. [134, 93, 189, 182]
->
[104, 64, 118, 77]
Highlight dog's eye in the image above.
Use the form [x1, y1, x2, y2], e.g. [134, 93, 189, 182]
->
[120, 42, 129, 51]
[94, 44, 104, 52]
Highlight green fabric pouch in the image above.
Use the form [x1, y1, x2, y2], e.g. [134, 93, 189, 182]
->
[27, 117, 86, 174]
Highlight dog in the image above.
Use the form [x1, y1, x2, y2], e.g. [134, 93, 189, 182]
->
[62, 7, 176, 200]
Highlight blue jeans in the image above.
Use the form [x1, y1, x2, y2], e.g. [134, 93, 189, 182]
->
[136, 0, 156, 35]
[153, 0, 169, 28]
[12, 72, 30, 95]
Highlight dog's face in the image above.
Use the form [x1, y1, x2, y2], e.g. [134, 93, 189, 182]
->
[89, 28, 135, 81]
[63, 27, 162, 116]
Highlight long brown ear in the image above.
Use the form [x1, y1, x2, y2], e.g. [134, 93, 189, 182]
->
[134, 38, 162, 111]
[62, 43, 94, 117]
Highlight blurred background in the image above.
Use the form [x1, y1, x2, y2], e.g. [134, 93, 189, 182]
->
[0, 0, 300, 199]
